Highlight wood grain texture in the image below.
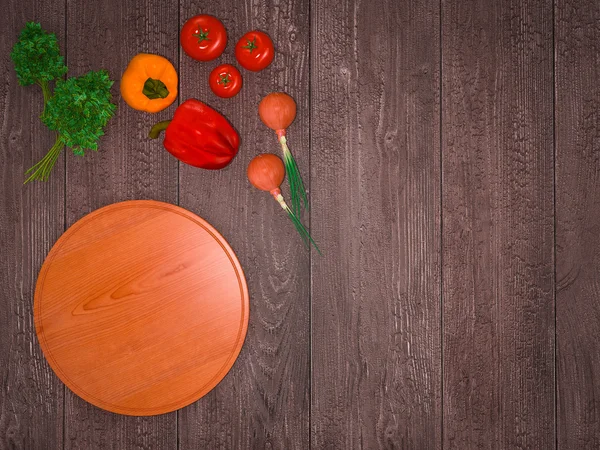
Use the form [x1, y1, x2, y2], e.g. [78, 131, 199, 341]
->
[177, 0, 311, 449]
[555, 0, 600, 448]
[6, 0, 600, 447]
[311, 0, 441, 448]
[0, 1, 65, 448]
[63, 0, 178, 447]
[442, 0, 554, 447]
[35, 200, 248, 416]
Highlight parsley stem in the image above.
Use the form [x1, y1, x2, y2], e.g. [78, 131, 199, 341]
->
[24, 135, 63, 184]
[37, 79, 52, 117]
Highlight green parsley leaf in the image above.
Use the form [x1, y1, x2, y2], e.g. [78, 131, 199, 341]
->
[10, 22, 67, 86]
[42, 70, 117, 156]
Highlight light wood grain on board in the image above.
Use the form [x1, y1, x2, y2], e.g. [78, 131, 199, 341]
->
[64, 0, 178, 447]
[311, 0, 442, 448]
[0, 1, 65, 448]
[34, 201, 248, 417]
[442, 0, 554, 447]
[177, 0, 311, 448]
[556, 0, 600, 448]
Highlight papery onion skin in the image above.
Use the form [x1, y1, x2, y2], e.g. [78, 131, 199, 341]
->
[247, 153, 285, 194]
[258, 92, 296, 132]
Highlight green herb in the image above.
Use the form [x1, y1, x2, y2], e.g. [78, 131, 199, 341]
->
[10, 22, 67, 110]
[25, 71, 117, 182]
[11, 22, 116, 184]
[43, 71, 116, 155]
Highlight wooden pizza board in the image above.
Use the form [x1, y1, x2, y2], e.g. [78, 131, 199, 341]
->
[34, 200, 249, 416]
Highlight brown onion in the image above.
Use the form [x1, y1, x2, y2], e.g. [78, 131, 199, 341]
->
[258, 92, 296, 132]
[247, 153, 320, 253]
[247, 154, 285, 195]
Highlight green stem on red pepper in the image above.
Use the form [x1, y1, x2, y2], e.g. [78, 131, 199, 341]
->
[148, 99, 240, 170]
[148, 120, 171, 139]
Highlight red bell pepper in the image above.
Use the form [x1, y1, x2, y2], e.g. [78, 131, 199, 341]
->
[149, 99, 240, 169]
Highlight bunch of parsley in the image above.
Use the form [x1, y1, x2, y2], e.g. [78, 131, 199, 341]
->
[11, 22, 116, 183]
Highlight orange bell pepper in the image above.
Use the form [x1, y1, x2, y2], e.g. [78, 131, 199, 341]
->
[120, 53, 178, 113]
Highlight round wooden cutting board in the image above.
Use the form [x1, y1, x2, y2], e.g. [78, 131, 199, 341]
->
[34, 200, 249, 416]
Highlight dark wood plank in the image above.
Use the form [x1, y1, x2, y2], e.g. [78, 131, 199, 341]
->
[442, 0, 554, 447]
[177, 1, 310, 449]
[311, 0, 441, 448]
[556, 0, 600, 447]
[63, 0, 178, 447]
[0, 2, 65, 449]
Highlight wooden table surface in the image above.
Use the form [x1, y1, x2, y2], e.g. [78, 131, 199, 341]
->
[1, 0, 598, 449]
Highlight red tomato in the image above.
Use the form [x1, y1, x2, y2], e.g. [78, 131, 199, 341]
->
[235, 30, 274, 72]
[181, 15, 227, 61]
[209, 64, 242, 98]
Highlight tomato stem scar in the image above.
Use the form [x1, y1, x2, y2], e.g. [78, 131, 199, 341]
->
[243, 37, 258, 53]
[193, 29, 210, 42]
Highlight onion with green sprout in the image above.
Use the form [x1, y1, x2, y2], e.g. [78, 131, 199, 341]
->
[247, 153, 319, 253]
[258, 92, 308, 216]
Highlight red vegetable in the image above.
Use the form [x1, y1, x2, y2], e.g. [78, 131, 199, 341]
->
[258, 91, 295, 130]
[247, 153, 285, 194]
[181, 15, 227, 61]
[209, 63, 242, 98]
[247, 154, 319, 252]
[149, 99, 239, 170]
[235, 30, 274, 72]
[258, 92, 307, 216]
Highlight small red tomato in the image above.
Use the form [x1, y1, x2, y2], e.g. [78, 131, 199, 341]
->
[209, 64, 242, 98]
[181, 15, 227, 61]
[235, 30, 274, 72]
